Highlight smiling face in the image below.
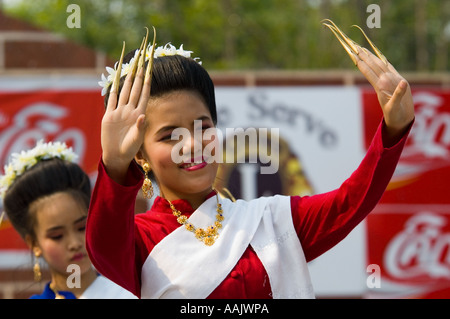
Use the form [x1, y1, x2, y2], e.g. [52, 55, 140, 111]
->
[30, 192, 91, 278]
[136, 90, 219, 207]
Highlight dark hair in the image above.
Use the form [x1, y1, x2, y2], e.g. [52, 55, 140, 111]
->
[104, 51, 217, 125]
[3, 158, 91, 241]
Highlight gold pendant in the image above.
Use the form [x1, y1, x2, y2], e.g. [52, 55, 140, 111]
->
[203, 236, 215, 246]
[167, 191, 224, 246]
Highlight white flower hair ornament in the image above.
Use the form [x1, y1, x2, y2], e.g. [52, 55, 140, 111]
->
[98, 28, 202, 96]
[0, 140, 78, 199]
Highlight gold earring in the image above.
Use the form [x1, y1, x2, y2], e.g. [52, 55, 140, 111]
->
[142, 163, 154, 199]
[33, 251, 42, 282]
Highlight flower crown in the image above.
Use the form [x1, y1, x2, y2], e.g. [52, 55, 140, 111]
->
[0, 140, 78, 198]
[98, 43, 202, 96]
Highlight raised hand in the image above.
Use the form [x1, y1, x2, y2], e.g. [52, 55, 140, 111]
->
[101, 28, 155, 183]
[323, 20, 415, 140]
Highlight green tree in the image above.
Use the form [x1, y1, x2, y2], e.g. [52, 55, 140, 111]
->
[2, 0, 447, 71]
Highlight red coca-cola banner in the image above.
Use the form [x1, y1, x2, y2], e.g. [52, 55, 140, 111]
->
[0, 89, 104, 250]
[363, 89, 450, 298]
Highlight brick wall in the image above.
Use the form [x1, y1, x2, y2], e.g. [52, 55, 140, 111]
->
[0, 10, 112, 73]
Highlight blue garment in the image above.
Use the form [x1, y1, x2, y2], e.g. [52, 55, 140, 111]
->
[30, 282, 76, 299]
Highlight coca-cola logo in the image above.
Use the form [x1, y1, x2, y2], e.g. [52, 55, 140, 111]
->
[384, 212, 450, 283]
[407, 92, 450, 157]
[394, 92, 450, 179]
[0, 102, 86, 169]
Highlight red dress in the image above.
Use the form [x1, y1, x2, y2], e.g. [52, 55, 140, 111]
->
[86, 120, 411, 298]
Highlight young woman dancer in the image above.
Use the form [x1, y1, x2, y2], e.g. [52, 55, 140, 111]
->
[1, 141, 136, 298]
[86, 23, 414, 298]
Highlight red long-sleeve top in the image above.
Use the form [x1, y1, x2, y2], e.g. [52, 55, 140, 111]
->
[86, 120, 411, 298]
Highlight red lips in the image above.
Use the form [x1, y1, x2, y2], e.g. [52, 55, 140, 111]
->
[179, 157, 208, 171]
[71, 252, 85, 262]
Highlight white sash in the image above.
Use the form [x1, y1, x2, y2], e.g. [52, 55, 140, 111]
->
[79, 275, 138, 299]
[140, 195, 314, 299]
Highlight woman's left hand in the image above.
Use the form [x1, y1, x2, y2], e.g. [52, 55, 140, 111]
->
[355, 46, 415, 139]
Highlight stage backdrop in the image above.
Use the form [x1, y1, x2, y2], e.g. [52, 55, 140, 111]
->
[1, 75, 449, 298]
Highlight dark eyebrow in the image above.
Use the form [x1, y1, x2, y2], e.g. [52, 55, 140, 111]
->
[73, 216, 87, 225]
[155, 125, 179, 136]
[196, 116, 214, 125]
[45, 216, 87, 233]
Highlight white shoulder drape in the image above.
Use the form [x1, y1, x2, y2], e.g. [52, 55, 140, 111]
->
[140, 195, 314, 299]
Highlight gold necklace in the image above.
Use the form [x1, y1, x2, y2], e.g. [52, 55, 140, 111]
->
[49, 282, 66, 299]
[167, 190, 224, 246]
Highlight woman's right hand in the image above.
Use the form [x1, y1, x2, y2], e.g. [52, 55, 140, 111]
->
[101, 63, 151, 184]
